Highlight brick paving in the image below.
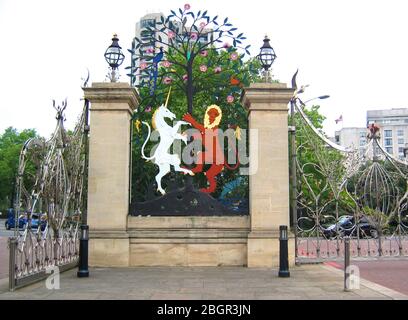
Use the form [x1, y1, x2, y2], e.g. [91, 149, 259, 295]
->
[325, 259, 408, 296]
[0, 264, 406, 300]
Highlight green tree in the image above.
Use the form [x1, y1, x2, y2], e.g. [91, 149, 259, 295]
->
[0, 127, 39, 212]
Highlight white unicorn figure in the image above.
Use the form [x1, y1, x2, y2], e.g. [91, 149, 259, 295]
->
[141, 104, 194, 195]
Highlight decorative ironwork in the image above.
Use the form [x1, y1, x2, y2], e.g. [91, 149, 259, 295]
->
[9, 98, 87, 290]
[292, 73, 408, 263]
[129, 5, 255, 216]
[127, 4, 251, 114]
[130, 173, 244, 216]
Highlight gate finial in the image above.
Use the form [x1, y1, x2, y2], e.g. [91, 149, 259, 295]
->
[291, 69, 299, 90]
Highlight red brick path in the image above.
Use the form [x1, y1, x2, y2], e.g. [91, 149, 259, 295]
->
[0, 237, 8, 280]
[325, 260, 408, 295]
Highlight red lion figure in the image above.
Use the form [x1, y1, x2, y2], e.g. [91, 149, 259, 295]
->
[183, 104, 239, 193]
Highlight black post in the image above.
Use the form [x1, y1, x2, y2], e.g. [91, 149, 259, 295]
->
[77, 225, 89, 277]
[78, 99, 90, 278]
[278, 225, 290, 277]
[9, 237, 17, 291]
[344, 236, 350, 291]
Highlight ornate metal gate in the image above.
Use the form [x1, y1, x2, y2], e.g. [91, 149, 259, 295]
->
[291, 78, 408, 263]
[8, 98, 87, 290]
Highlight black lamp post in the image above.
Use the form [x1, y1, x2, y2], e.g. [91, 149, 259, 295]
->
[257, 35, 277, 82]
[104, 34, 125, 82]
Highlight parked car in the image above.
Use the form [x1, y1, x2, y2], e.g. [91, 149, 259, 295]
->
[323, 215, 379, 239]
[5, 209, 47, 231]
[31, 213, 47, 231]
[5, 208, 26, 230]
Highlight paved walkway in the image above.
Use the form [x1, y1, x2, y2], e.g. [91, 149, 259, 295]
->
[0, 264, 406, 300]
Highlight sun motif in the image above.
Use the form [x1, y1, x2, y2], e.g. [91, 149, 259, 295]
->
[204, 105, 222, 129]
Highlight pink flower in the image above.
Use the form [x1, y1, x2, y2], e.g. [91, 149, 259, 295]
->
[163, 77, 172, 84]
[227, 95, 234, 103]
[184, 3, 191, 10]
[145, 106, 152, 112]
[199, 65, 207, 72]
[214, 66, 222, 74]
[161, 60, 171, 68]
[146, 47, 154, 54]
[199, 21, 207, 28]
[223, 42, 231, 48]
[230, 52, 239, 60]
[200, 50, 208, 57]
[190, 32, 198, 40]
[168, 31, 175, 39]
[140, 62, 147, 70]
[182, 74, 188, 81]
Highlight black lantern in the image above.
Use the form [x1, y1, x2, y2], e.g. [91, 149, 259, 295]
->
[104, 34, 125, 69]
[257, 35, 276, 71]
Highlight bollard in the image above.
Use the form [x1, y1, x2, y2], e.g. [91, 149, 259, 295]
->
[278, 225, 290, 277]
[77, 225, 89, 277]
[344, 236, 350, 291]
[8, 237, 17, 291]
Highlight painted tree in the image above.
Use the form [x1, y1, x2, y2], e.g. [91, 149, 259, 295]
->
[127, 3, 251, 114]
[130, 50, 260, 202]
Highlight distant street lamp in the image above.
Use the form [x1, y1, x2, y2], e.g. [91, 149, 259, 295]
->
[105, 34, 125, 82]
[302, 95, 330, 105]
[257, 35, 277, 82]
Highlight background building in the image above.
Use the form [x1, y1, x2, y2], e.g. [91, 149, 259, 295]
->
[334, 108, 408, 159]
[132, 13, 169, 84]
[334, 127, 368, 155]
[367, 108, 408, 159]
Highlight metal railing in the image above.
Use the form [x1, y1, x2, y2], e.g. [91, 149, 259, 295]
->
[9, 98, 87, 291]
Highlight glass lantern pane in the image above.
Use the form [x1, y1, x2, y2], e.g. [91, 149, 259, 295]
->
[263, 48, 274, 55]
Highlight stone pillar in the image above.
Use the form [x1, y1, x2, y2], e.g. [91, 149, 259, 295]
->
[83, 82, 139, 267]
[242, 82, 294, 267]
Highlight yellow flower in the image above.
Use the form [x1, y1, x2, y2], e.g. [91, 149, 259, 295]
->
[135, 119, 141, 132]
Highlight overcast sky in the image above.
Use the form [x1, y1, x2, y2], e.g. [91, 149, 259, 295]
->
[1, 0, 407, 138]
